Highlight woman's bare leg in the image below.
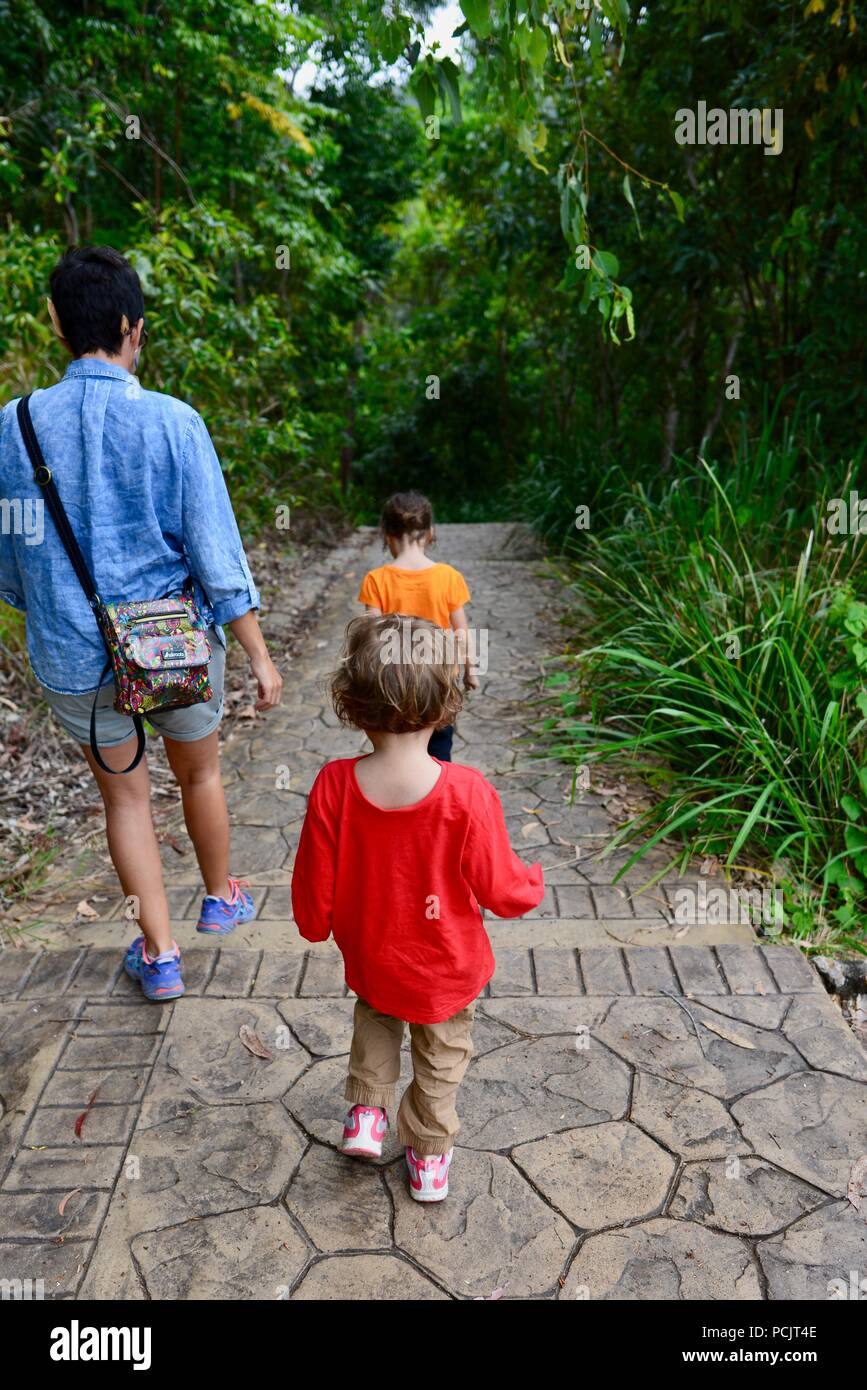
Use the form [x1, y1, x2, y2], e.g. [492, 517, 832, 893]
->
[83, 739, 172, 956]
[163, 730, 231, 900]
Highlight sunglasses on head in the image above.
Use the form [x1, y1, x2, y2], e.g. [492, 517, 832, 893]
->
[119, 314, 149, 347]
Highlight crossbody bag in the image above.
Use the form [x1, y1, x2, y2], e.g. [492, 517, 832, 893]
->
[17, 393, 213, 775]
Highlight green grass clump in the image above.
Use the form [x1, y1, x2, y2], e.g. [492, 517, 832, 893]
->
[530, 420, 867, 954]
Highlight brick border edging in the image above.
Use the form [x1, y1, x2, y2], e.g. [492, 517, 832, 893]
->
[0, 942, 821, 1004]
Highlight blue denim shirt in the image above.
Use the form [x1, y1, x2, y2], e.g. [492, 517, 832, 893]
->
[0, 358, 260, 693]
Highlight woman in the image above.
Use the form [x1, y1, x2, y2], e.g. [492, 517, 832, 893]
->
[0, 246, 282, 999]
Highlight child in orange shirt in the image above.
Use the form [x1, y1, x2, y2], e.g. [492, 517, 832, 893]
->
[358, 490, 477, 761]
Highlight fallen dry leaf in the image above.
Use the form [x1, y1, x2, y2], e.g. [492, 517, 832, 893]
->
[699, 1018, 756, 1050]
[846, 1155, 867, 1211]
[239, 1025, 273, 1061]
[74, 1084, 102, 1139]
[75, 899, 99, 919]
[520, 822, 539, 839]
[58, 1188, 81, 1217]
[554, 836, 581, 860]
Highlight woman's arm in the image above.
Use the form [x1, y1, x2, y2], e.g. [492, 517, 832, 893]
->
[0, 545, 25, 613]
[180, 412, 283, 710]
[0, 412, 26, 611]
[227, 610, 283, 711]
[180, 414, 260, 624]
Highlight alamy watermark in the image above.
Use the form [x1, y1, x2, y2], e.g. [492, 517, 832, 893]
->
[827, 1270, 866, 1300]
[673, 884, 784, 926]
[826, 491, 867, 535]
[1, 1277, 44, 1300]
[49, 1321, 152, 1369]
[0, 496, 43, 545]
[674, 102, 783, 157]
[378, 620, 488, 675]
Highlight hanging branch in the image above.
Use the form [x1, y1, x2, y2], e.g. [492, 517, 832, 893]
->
[90, 87, 199, 207]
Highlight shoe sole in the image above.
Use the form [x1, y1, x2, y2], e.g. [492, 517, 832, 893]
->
[409, 1187, 448, 1203]
[195, 905, 256, 936]
[341, 1143, 383, 1159]
[124, 963, 185, 1001]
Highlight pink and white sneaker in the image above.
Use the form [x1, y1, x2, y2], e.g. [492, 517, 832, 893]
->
[341, 1105, 387, 1159]
[405, 1146, 453, 1202]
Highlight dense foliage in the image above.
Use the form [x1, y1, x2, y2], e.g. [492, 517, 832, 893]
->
[350, 1, 866, 505]
[535, 429, 867, 951]
[0, 1, 427, 529]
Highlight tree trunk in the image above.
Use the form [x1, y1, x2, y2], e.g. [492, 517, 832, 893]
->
[699, 316, 744, 457]
[340, 316, 365, 494]
[62, 195, 79, 245]
[661, 298, 699, 471]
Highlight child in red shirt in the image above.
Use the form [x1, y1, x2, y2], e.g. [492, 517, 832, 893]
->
[291, 613, 544, 1203]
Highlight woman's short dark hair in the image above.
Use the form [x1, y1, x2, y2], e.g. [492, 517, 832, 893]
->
[49, 246, 145, 358]
[379, 490, 433, 544]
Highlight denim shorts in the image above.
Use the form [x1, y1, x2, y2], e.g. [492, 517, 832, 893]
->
[40, 627, 226, 747]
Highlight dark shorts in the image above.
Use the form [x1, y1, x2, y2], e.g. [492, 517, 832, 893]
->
[427, 725, 454, 762]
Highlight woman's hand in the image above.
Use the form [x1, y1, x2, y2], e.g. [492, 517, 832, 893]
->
[227, 612, 284, 712]
[251, 651, 283, 711]
[464, 665, 480, 692]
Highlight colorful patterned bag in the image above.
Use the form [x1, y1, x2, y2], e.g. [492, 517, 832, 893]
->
[18, 394, 212, 774]
[95, 591, 213, 718]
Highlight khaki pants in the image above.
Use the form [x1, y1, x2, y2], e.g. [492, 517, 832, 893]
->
[345, 997, 475, 1156]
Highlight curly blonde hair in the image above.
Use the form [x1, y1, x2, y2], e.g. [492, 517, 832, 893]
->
[332, 613, 462, 734]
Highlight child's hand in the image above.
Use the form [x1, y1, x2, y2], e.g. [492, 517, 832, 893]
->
[464, 666, 480, 692]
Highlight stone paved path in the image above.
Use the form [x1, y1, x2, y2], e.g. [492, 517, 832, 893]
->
[1, 524, 865, 1300]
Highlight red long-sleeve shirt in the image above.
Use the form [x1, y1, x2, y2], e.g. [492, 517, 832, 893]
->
[291, 757, 545, 1023]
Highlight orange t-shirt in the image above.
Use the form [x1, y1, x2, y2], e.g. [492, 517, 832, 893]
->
[358, 563, 470, 629]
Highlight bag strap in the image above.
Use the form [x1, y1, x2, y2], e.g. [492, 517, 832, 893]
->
[16, 394, 145, 776]
[88, 658, 145, 775]
[17, 394, 100, 604]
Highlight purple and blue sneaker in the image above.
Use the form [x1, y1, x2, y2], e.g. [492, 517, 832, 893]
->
[124, 936, 185, 1002]
[196, 876, 255, 936]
